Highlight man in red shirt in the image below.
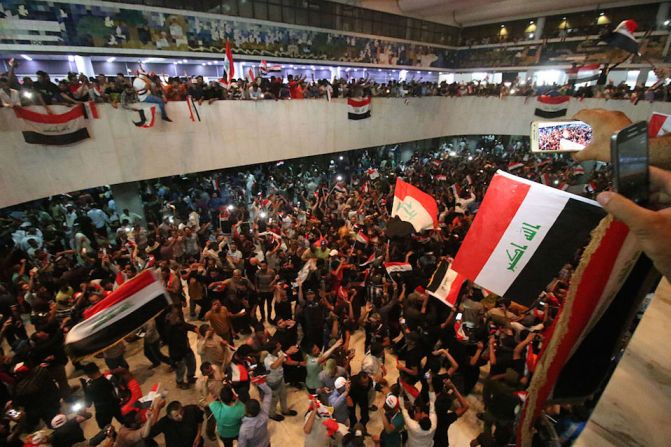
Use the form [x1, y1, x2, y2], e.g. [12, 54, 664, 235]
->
[287, 74, 306, 99]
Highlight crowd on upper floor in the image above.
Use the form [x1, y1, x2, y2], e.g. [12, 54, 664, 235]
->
[1, 57, 670, 111]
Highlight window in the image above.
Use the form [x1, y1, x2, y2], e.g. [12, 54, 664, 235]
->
[238, 0, 253, 18]
[253, 1, 268, 20]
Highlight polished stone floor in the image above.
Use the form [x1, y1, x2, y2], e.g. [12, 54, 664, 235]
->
[69, 316, 485, 447]
[48, 279, 671, 446]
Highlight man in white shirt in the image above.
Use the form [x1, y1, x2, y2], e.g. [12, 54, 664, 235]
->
[120, 208, 143, 226]
[400, 386, 437, 447]
[263, 342, 298, 421]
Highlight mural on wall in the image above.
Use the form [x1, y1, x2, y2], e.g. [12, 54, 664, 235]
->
[456, 33, 670, 68]
[0, 0, 454, 68]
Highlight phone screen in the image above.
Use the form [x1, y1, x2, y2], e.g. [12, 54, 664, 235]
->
[532, 121, 592, 152]
[612, 121, 649, 204]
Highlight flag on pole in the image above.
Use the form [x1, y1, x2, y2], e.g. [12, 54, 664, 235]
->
[224, 39, 235, 82]
[534, 95, 570, 118]
[425, 260, 466, 308]
[452, 171, 605, 307]
[14, 103, 97, 145]
[347, 97, 371, 120]
[65, 270, 170, 359]
[259, 59, 281, 76]
[391, 178, 438, 232]
[567, 63, 602, 84]
[648, 112, 671, 137]
[360, 253, 379, 267]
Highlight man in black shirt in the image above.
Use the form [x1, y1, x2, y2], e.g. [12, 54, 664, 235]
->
[433, 377, 469, 446]
[149, 400, 204, 447]
[33, 71, 60, 105]
[82, 363, 122, 428]
[348, 371, 373, 433]
[165, 306, 197, 389]
[50, 412, 91, 447]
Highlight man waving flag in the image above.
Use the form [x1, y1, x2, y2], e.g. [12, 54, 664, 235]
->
[390, 178, 438, 232]
[452, 171, 605, 307]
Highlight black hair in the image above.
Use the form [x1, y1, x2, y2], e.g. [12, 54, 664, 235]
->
[220, 386, 235, 404]
[200, 361, 212, 374]
[166, 401, 182, 414]
[418, 416, 432, 431]
[245, 399, 261, 417]
[82, 362, 100, 375]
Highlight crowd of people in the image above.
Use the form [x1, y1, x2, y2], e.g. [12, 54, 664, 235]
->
[538, 123, 593, 152]
[1, 57, 669, 112]
[0, 136, 606, 447]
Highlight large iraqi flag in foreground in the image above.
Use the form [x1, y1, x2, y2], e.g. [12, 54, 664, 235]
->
[452, 170, 605, 307]
[65, 270, 169, 359]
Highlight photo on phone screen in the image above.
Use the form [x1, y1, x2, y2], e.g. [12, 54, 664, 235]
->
[611, 121, 649, 204]
[531, 121, 593, 152]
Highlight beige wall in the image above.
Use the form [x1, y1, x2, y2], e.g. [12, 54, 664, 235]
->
[1, 97, 670, 208]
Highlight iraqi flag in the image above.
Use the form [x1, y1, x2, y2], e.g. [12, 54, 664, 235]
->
[507, 162, 524, 171]
[534, 95, 570, 118]
[391, 178, 438, 232]
[451, 171, 605, 307]
[259, 59, 281, 76]
[567, 63, 601, 84]
[425, 260, 466, 308]
[367, 168, 380, 179]
[355, 231, 369, 246]
[648, 112, 671, 137]
[224, 38, 235, 82]
[14, 103, 97, 145]
[65, 270, 170, 359]
[603, 19, 639, 54]
[348, 97, 371, 120]
[131, 106, 156, 128]
[435, 174, 447, 182]
[384, 262, 412, 275]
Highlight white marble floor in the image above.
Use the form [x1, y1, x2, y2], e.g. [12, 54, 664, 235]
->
[69, 318, 485, 447]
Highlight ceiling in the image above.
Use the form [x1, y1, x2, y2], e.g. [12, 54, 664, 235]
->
[331, 0, 665, 27]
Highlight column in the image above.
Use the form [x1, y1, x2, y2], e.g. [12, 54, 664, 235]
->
[533, 17, 545, 40]
[74, 56, 95, 78]
[110, 181, 146, 225]
[657, 2, 670, 29]
[636, 69, 650, 87]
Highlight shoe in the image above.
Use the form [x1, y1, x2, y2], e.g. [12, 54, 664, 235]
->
[369, 405, 378, 411]
[282, 410, 297, 416]
[188, 377, 197, 384]
[177, 382, 188, 389]
[163, 116, 173, 122]
[269, 414, 285, 422]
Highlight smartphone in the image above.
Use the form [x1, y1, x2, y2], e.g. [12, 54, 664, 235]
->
[531, 120, 592, 152]
[611, 121, 649, 204]
[456, 312, 463, 321]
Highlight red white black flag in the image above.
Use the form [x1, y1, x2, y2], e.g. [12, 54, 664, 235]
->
[391, 178, 438, 232]
[425, 260, 466, 308]
[534, 95, 570, 118]
[14, 102, 98, 145]
[65, 270, 170, 359]
[648, 112, 671, 137]
[452, 171, 605, 307]
[348, 97, 371, 120]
